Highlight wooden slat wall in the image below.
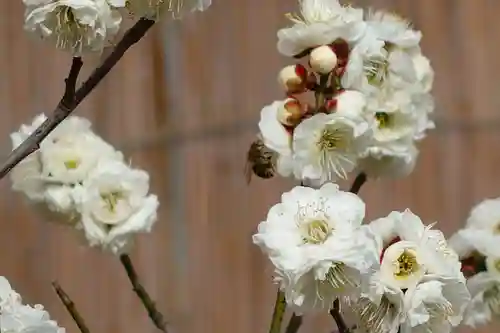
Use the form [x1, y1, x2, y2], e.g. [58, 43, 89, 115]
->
[0, 1, 498, 333]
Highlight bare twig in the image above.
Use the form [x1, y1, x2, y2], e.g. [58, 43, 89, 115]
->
[269, 290, 287, 333]
[52, 281, 90, 333]
[329, 299, 348, 333]
[285, 313, 303, 333]
[0, 18, 155, 180]
[119, 254, 168, 333]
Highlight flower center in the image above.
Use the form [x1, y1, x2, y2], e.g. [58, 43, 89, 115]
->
[317, 127, 348, 151]
[52, 6, 90, 52]
[302, 219, 331, 244]
[100, 191, 123, 213]
[375, 112, 393, 129]
[64, 159, 80, 170]
[366, 57, 389, 86]
[394, 249, 419, 279]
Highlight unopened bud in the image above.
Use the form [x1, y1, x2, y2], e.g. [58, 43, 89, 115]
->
[277, 98, 303, 127]
[278, 64, 308, 93]
[309, 45, 338, 74]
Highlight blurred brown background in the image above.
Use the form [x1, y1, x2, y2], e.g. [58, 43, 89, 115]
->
[0, 0, 498, 333]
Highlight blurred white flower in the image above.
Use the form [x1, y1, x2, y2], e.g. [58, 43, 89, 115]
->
[448, 224, 500, 328]
[292, 94, 371, 184]
[24, 0, 122, 54]
[123, 0, 211, 20]
[463, 272, 500, 328]
[253, 183, 379, 312]
[10, 114, 123, 220]
[0, 276, 64, 333]
[277, 0, 366, 57]
[9, 114, 48, 201]
[258, 100, 295, 177]
[465, 198, 500, 232]
[78, 160, 159, 254]
[40, 130, 122, 185]
[448, 228, 500, 260]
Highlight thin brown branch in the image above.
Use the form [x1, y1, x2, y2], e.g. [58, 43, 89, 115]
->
[119, 254, 168, 333]
[52, 281, 90, 333]
[0, 18, 155, 180]
[329, 299, 348, 333]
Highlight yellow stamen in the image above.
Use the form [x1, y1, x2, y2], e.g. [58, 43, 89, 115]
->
[302, 219, 331, 244]
[394, 249, 419, 279]
[101, 191, 123, 213]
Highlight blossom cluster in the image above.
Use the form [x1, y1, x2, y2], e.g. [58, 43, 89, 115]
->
[448, 198, 500, 328]
[249, 1, 482, 333]
[0, 276, 64, 333]
[22, 0, 211, 55]
[9, 114, 159, 255]
[253, 184, 470, 333]
[249, 0, 434, 186]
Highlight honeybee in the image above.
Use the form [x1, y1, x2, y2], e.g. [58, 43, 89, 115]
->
[244, 137, 277, 184]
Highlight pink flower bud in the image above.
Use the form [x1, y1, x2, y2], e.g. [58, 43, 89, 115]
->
[309, 45, 338, 74]
[277, 98, 303, 127]
[278, 64, 308, 94]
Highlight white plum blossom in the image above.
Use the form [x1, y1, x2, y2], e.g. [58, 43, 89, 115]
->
[0, 276, 65, 333]
[358, 143, 418, 180]
[9, 114, 159, 255]
[77, 160, 159, 254]
[277, 0, 366, 57]
[292, 92, 372, 185]
[462, 273, 500, 328]
[448, 224, 500, 328]
[122, 0, 211, 20]
[342, 10, 422, 94]
[9, 114, 47, 202]
[465, 198, 500, 232]
[399, 276, 469, 333]
[23, 0, 122, 54]
[354, 210, 469, 333]
[253, 183, 379, 312]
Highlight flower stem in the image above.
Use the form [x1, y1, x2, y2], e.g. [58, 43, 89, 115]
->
[329, 299, 348, 333]
[119, 254, 168, 332]
[285, 312, 303, 333]
[349, 172, 367, 194]
[269, 290, 287, 333]
[52, 281, 91, 333]
[315, 74, 330, 112]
